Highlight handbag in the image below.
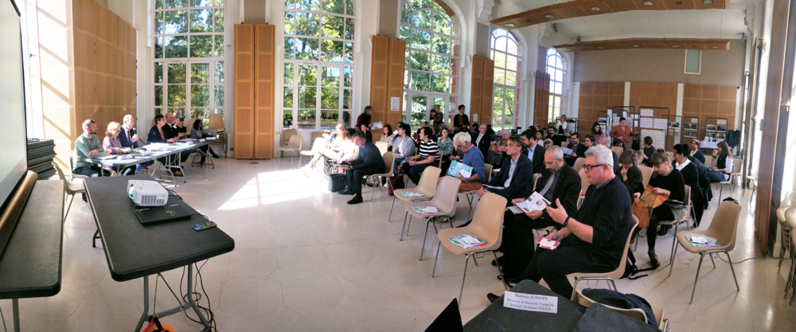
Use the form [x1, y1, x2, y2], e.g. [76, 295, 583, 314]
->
[328, 174, 346, 192]
[632, 198, 652, 229]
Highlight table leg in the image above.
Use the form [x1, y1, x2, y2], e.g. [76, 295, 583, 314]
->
[135, 276, 149, 332]
[187, 264, 211, 329]
[12, 298, 19, 332]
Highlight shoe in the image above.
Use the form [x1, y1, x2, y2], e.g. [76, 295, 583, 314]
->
[657, 226, 670, 236]
[506, 276, 525, 285]
[211, 153, 220, 159]
[347, 194, 363, 205]
[338, 189, 355, 195]
[648, 250, 660, 269]
[491, 256, 504, 267]
[487, 293, 500, 303]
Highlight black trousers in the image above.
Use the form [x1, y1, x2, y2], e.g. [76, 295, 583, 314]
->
[500, 211, 558, 278]
[73, 165, 110, 177]
[648, 206, 675, 251]
[345, 166, 381, 195]
[520, 237, 615, 299]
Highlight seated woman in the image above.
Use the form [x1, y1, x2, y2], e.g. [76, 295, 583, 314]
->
[379, 124, 394, 151]
[102, 121, 136, 176]
[437, 127, 453, 174]
[707, 141, 733, 183]
[615, 151, 643, 199]
[307, 124, 348, 170]
[358, 124, 373, 142]
[148, 115, 182, 176]
[640, 136, 655, 167]
[672, 143, 704, 226]
[190, 119, 220, 164]
[639, 149, 687, 269]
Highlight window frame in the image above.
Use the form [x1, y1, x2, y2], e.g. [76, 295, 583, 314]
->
[490, 28, 521, 132]
[546, 48, 566, 122]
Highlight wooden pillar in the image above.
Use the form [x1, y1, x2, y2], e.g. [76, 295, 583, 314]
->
[233, 24, 255, 159]
[254, 25, 275, 159]
[369, 35, 405, 141]
[534, 70, 551, 126]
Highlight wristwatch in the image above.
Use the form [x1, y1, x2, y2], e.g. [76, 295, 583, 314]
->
[563, 216, 571, 228]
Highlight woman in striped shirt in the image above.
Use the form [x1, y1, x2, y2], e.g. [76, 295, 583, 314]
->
[401, 127, 440, 185]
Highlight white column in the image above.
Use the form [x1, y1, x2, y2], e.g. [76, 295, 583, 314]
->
[623, 81, 631, 106]
[675, 83, 684, 145]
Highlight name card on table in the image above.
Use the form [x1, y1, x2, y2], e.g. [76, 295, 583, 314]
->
[503, 291, 558, 314]
[200, 139, 206, 142]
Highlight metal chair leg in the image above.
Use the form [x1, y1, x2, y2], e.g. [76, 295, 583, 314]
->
[491, 250, 508, 290]
[420, 217, 431, 261]
[387, 196, 396, 222]
[432, 241, 441, 277]
[63, 194, 75, 224]
[400, 212, 409, 241]
[689, 253, 706, 304]
[669, 241, 680, 277]
[609, 279, 618, 291]
[724, 251, 740, 292]
[709, 253, 716, 268]
[459, 254, 473, 303]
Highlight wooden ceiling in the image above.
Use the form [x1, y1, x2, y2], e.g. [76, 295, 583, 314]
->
[491, 0, 730, 30]
[553, 38, 731, 52]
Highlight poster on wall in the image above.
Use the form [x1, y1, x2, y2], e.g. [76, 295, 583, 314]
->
[390, 97, 400, 111]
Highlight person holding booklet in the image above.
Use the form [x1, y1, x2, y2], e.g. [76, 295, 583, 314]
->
[446, 131, 486, 192]
[478, 136, 533, 202]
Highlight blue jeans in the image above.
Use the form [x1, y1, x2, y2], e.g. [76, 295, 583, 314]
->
[402, 162, 433, 185]
[707, 171, 727, 183]
[393, 156, 406, 174]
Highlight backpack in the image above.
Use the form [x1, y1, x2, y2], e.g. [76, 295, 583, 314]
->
[622, 249, 655, 280]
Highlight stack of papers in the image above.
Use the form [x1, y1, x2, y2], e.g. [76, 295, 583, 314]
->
[146, 143, 170, 150]
[448, 233, 487, 249]
[512, 192, 550, 214]
[537, 237, 560, 250]
[399, 191, 426, 199]
[687, 236, 722, 248]
[411, 206, 440, 215]
[447, 160, 473, 179]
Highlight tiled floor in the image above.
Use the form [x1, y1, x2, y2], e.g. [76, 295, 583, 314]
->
[2, 157, 794, 331]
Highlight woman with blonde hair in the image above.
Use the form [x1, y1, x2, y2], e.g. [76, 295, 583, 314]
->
[103, 121, 141, 175]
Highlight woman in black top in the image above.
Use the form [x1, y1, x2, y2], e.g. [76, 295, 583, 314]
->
[640, 136, 656, 167]
[615, 151, 644, 199]
[673, 144, 704, 225]
[640, 149, 686, 268]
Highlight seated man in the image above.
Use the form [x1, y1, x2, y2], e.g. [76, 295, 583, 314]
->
[494, 144, 634, 300]
[478, 136, 533, 202]
[73, 119, 112, 177]
[520, 127, 546, 175]
[164, 113, 191, 164]
[119, 114, 153, 174]
[450, 131, 486, 192]
[401, 127, 439, 185]
[571, 133, 587, 158]
[339, 131, 385, 204]
[497, 146, 581, 279]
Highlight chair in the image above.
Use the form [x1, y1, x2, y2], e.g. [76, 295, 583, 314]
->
[571, 157, 586, 173]
[53, 162, 85, 224]
[461, 164, 494, 220]
[366, 152, 395, 201]
[208, 114, 226, 157]
[572, 289, 668, 331]
[375, 141, 389, 155]
[568, 217, 638, 294]
[716, 158, 743, 205]
[387, 166, 441, 222]
[611, 146, 624, 157]
[703, 155, 715, 168]
[660, 185, 692, 264]
[668, 201, 742, 303]
[299, 138, 326, 166]
[310, 131, 324, 143]
[69, 151, 89, 180]
[283, 128, 297, 147]
[402, 177, 461, 260]
[432, 192, 508, 303]
[577, 168, 589, 209]
[639, 165, 653, 188]
[776, 206, 793, 274]
[279, 135, 302, 166]
[666, 152, 674, 163]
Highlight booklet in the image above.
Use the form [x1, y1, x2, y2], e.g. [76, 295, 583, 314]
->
[399, 191, 426, 199]
[446, 160, 473, 179]
[448, 233, 488, 249]
[411, 206, 440, 215]
[513, 192, 551, 214]
[537, 236, 560, 250]
[560, 147, 573, 156]
[687, 236, 722, 248]
[371, 121, 383, 129]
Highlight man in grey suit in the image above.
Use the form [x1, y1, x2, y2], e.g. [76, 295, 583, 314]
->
[340, 131, 386, 204]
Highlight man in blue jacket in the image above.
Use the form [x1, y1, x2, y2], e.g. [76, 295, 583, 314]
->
[340, 131, 386, 204]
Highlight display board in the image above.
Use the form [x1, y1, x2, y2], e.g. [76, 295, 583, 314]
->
[637, 107, 670, 151]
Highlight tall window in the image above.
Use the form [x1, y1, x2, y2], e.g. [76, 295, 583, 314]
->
[282, 0, 355, 130]
[490, 28, 520, 132]
[546, 48, 565, 122]
[399, 0, 460, 127]
[153, 0, 226, 124]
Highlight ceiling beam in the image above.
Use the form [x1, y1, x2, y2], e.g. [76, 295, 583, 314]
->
[491, 0, 730, 30]
[553, 38, 731, 52]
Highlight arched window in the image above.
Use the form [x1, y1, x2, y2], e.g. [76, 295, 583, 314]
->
[491, 28, 520, 132]
[546, 48, 565, 122]
[153, 0, 227, 124]
[282, 0, 355, 130]
[399, 0, 460, 128]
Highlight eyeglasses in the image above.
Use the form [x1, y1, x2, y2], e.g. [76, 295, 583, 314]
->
[583, 164, 604, 171]
[544, 161, 556, 166]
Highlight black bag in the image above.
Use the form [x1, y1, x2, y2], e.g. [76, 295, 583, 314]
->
[329, 174, 346, 192]
[622, 249, 650, 280]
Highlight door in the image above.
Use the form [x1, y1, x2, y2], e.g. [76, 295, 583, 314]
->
[403, 92, 449, 131]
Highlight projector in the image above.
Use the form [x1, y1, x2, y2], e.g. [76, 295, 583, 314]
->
[127, 180, 168, 207]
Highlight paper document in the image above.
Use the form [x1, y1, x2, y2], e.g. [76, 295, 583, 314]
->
[513, 192, 550, 213]
[448, 233, 487, 249]
[411, 206, 440, 215]
[640, 108, 654, 117]
[484, 184, 505, 190]
[687, 236, 722, 248]
[537, 237, 561, 250]
[508, 206, 524, 215]
[371, 121, 384, 129]
[447, 160, 473, 179]
[146, 143, 170, 150]
[560, 147, 573, 156]
[503, 291, 558, 314]
[399, 191, 426, 199]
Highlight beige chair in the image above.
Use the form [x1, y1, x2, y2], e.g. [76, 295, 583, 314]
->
[666, 151, 674, 163]
[387, 166, 441, 222]
[568, 217, 638, 294]
[639, 165, 653, 188]
[703, 155, 715, 168]
[299, 138, 325, 166]
[776, 206, 793, 274]
[207, 114, 226, 156]
[669, 201, 742, 303]
[716, 158, 743, 205]
[69, 151, 89, 180]
[432, 192, 508, 303]
[461, 163, 494, 220]
[561, 142, 569, 148]
[279, 135, 302, 167]
[283, 128, 297, 147]
[660, 185, 692, 263]
[53, 162, 85, 223]
[310, 131, 324, 143]
[571, 157, 586, 173]
[375, 141, 389, 155]
[782, 207, 796, 303]
[402, 177, 461, 260]
[573, 289, 668, 331]
[577, 168, 589, 209]
[611, 146, 624, 157]
[366, 152, 396, 201]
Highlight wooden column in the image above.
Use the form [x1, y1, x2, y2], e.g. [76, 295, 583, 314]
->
[254, 25, 275, 158]
[234, 24, 255, 159]
[470, 56, 494, 127]
[369, 35, 405, 141]
[534, 70, 550, 126]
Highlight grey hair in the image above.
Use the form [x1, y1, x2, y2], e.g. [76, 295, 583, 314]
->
[585, 144, 614, 170]
[546, 145, 564, 161]
[453, 131, 471, 145]
[123, 114, 134, 122]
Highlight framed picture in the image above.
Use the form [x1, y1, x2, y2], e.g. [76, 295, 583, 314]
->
[706, 124, 717, 132]
[716, 125, 727, 132]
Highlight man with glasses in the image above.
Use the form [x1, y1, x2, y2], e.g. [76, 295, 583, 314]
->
[689, 139, 706, 164]
[478, 136, 533, 202]
[499, 144, 634, 299]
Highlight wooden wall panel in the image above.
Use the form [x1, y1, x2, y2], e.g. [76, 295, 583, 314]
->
[369, 35, 405, 142]
[534, 70, 550, 126]
[254, 25, 275, 159]
[234, 24, 255, 159]
[386, 39, 406, 128]
[575, 81, 623, 135]
[471, 56, 484, 124]
[481, 58, 494, 127]
[682, 83, 737, 141]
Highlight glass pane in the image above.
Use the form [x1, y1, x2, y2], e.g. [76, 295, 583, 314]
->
[284, 11, 295, 35]
[191, 85, 209, 106]
[190, 109, 208, 121]
[399, 26, 411, 43]
[165, 36, 188, 58]
[506, 55, 517, 71]
[556, 56, 563, 68]
[214, 35, 224, 57]
[493, 52, 506, 69]
[433, 35, 453, 55]
[214, 9, 224, 32]
[494, 87, 504, 106]
[156, 0, 163, 10]
[321, 15, 343, 38]
[409, 50, 429, 71]
[432, 11, 451, 36]
[190, 35, 213, 57]
[344, 18, 354, 40]
[505, 71, 516, 86]
[345, 0, 353, 15]
[554, 82, 562, 95]
[411, 29, 430, 51]
[154, 37, 163, 58]
[294, 0, 320, 11]
[343, 66, 352, 87]
[320, 88, 339, 109]
[494, 68, 505, 85]
[321, 67, 340, 87]
[343, 89, 351, 109]
[167, 85, 186, 106]
[191, 63, 210, 83]
[554, 96, 561, 109]
[496, 36, 507, 52]
[214, 86, 224, 106]
[190, 0, 212, 6]
[214, 61, 224, 83]
[412, 9, 432, 30]
[410, 71, 429, 91]
[155, 86, 163, 106]
[344, 42, 353, 63]
[400, 3, 411, 25]
[507, 41, 518, 55]
[284, 37, 295, 59]
[155, 62, 163, 83]
[190, 9, 212, 32]
[167, 63, 186, 83]
[164, 0, 187, 9]
[548, 95, 554, 108]
[284, 63, 294, 84]
[295, 12, 320, 37]
[298, 65, 317, 86]
[547, 55, 557, 67]
[321, 40, 343, 62]
[283, 110, 293, 127]
[411, 95, 427, 128]
[155, 12, 164, 34]
[214, 0, 224, 5]
[298, 86, 317, 108]
[296, 38, 319, 60]
[321, 0, 344, 14]
[431, 74, 448, 93]
[164, 10, 188, 34]
[321, 110, 338, 129]
[555, 69, 563, 82]
[430, 54, 451, 74]
[283, 87, 293, 107]
[505, 90, 515, 115]
[297, 109, 315, 129]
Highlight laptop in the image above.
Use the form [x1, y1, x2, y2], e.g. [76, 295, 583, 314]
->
[134, 200, 194, 225]
[201, 129, 218, 137]
[424, 299, 463, 332]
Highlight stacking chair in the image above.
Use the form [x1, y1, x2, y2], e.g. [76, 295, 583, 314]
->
[668, 201, 742, 303]
[611, 146, 624, 157]
[282, 128, 297, 146]
[366, 152, 395, 201]
[659, 185, 692, 262]
[639, 165, 653, 188]
[53, 162, 85, 224]
[401, 177, 461, 260]
[571, 157, 586, 173]
[783, 208, 796, 303]
[568, 217, 638, 294]
[577, 168, 589, 209]
[666, 152, 674, 163]
[207, 114, 226, 157]
[279, 135, 302, 166]
[561, 142, 569, 148]
[461, 164, 493, 220]
[310, 131, 324, 143]
[387, 166, 441, 222]
[703, 155, 715, 168]
[432, 192, 508, 303]
[572, 289, 668, 331]
[299, 138, 326, 167]
[776, 206, 793, 274]
[375, 141, 389, 155]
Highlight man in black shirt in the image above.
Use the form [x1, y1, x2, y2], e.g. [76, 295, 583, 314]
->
[497, 144, 634, 299]
[340, 131, 386, 204]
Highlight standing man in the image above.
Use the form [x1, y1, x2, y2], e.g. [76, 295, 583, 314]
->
[430, 105, 443, 133]
[689, 139, 706, 164]
[355, 106, 373, 130]
[452, 105, 470, 132]
[73, 119, 112, 177]
[339, 131, 385, 205]
[520, 127, 546, 175]
[471, 123, 492, 160]
[119, 114, 141, 148]
[609, 117, 633, 150]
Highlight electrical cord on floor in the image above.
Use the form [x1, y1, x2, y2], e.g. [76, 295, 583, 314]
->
[177, 260, 217, 332]
[716, 254, 768, 264]
[152, 274, 160, 318]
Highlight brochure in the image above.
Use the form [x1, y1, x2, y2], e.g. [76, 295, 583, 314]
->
[448, 233, 488, 249]
[687, 236, 722, 248]
[447, 160, 473, 179]
[411, 206, 440, 215]
[513, 192, 551, 213]
[399, 191, 426, 199]
[371, 121, 383, 129]
[537, 237, 560, 250]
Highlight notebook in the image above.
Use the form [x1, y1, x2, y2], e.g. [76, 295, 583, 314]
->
[134, 200, 194, 225]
